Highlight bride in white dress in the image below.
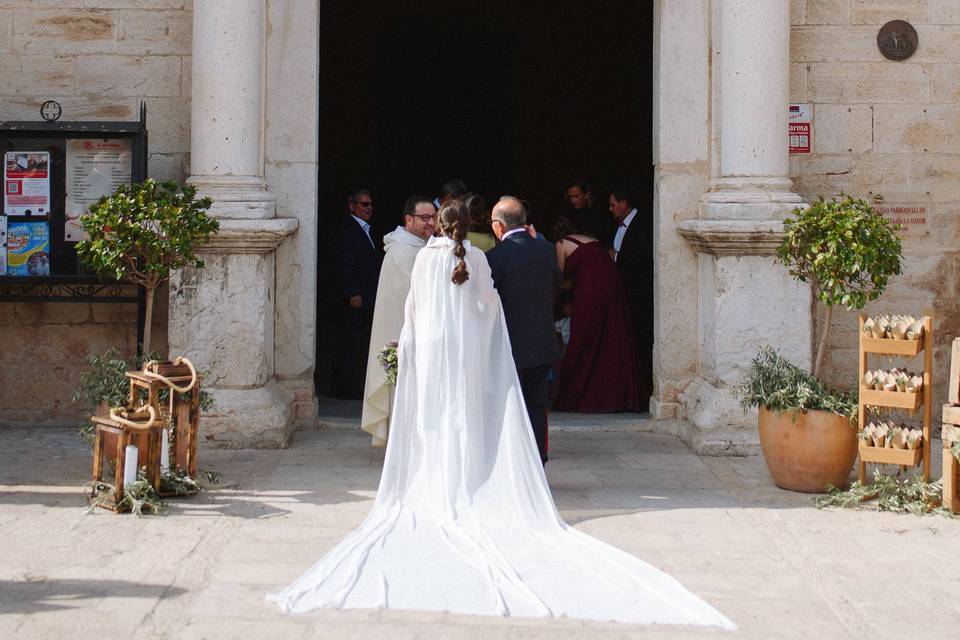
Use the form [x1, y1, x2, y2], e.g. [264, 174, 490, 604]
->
[268, 201, 734, 629]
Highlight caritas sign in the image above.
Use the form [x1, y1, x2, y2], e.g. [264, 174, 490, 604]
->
[789, 104, 812, 154]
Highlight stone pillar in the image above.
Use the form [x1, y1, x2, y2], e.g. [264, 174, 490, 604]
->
[188, 0, 274, 219]
[170, 0, 298, 448]
[677, 0, 811, 454]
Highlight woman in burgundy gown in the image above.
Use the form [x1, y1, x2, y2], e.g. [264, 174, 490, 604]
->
[553, 221, 644, 412]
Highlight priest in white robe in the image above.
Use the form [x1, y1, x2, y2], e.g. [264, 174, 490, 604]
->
[361, 196, 437, 445]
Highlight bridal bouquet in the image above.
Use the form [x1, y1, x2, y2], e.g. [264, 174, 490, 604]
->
[378, 341, 399, 386]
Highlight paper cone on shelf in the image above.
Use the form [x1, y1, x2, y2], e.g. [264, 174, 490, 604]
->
[906, 430, 921, 450]
[892, 321, 907, 340]
[906, 320, 924, 341]
[891, 428, 907, 449]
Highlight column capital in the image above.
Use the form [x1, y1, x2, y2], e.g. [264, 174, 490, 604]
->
[677, 219, 784, 257]
[200, 218, 298, 255]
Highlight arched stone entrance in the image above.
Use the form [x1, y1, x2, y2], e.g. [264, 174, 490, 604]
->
[170, 0, 811, 454]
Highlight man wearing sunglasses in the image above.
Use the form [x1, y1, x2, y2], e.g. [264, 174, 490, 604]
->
[335, 188, 383, 399]
[360, 196, 437, 445]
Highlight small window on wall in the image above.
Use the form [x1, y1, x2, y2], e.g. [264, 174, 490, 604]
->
[2, 137, 133, 277]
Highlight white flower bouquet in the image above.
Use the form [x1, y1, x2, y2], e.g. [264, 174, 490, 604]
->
[378, 341, 399, 386]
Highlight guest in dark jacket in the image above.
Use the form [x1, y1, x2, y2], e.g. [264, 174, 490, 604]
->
[334, 188, 383, 398]
[608, 186, 652, 412]
[486, 196, 560, 463]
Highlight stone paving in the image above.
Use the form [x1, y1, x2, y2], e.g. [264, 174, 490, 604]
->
[1, 416, 958, 639]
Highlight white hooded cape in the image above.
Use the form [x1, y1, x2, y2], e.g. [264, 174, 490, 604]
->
[269, 237, 734, 629]
[361, 226, 426, 446]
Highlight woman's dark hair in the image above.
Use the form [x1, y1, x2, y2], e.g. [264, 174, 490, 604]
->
[465, 193, 488, 232]
[438, 200, 470, 285]
[550, 215, 579, 242]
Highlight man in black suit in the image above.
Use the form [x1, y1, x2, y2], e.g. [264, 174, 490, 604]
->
[609, 186, 652, 411]
[486, 196, 560, 464]
[335, 188, 383, 398]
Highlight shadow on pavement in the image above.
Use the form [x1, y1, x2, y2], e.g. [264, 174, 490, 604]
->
[0, 578, 186, 615]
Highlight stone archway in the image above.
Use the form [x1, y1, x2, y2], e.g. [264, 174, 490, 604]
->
[171, 0, 811, 454]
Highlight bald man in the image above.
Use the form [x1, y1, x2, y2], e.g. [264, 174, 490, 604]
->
[486, 196, 560, 464]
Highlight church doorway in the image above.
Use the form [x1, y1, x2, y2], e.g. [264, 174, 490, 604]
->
[315, 0, 654, 403]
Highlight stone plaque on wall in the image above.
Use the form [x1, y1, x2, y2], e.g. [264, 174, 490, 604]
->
[877, 21, 918, 61]
[874, 203, 929, 237]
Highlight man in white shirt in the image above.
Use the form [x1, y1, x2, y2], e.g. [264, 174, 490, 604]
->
[335, 188, 383, 398]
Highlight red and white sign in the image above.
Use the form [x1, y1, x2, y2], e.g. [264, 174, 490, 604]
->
[789, 104, 812, 154]
[65, 138, 132, 241]
[4, 151, 50, 215]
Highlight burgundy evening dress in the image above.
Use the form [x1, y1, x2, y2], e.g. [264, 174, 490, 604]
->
[555, 237, 644, 412]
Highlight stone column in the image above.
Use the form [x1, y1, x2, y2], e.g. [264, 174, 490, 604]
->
[170, 0, 298, 448]
[677, 0, 811, 454]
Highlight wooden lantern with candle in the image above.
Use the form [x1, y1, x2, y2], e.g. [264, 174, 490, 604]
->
[130, 357, 202, 483]
[90, 404, 164, 511]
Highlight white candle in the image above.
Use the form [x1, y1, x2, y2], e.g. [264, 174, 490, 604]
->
[123, 444, 139, 487]
[160, 429, 170, 470]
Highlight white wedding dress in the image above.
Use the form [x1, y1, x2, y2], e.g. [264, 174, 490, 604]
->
[268, 237, 734, 629]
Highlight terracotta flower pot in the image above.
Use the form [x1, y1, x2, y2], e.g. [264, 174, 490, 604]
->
[758, 406, 858, 493]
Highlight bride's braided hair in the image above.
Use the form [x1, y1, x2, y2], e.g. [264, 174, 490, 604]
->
[438, 200, 470, 285]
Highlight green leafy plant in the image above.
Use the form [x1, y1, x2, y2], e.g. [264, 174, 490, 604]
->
[72, 347, 130, 413]
[815, 471, 950, 517]
[88, 467, 219, 517]
[951, 440, 960, 462]
[777, 194, 903, 378]
[76, 180, 219, 354]
[733, 346, 857, 419]
[89, 471, 164, 517]
[160, 468, 199, 496]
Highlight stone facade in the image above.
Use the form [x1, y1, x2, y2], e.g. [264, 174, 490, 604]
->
[788, 0, 960, 417]
[0, 1, 189, 426]
[2, 0, 959, 452]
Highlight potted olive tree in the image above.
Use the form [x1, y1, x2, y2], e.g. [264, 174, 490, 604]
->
[76, 179, 219, 354]
[735, 194, 903, 492]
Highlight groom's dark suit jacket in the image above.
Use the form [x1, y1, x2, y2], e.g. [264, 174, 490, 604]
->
[486, 231, 561, 370]
[615, 213, 654, 411]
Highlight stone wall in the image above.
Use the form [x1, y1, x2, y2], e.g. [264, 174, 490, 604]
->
[789, 0, 960, 415]
[0, 1, 190, 426]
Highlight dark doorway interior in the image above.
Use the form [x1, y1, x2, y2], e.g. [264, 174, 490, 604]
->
[316, 0, 654, 397]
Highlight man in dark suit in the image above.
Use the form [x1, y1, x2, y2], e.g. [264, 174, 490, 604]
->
[486, 196, 560, 464]
[335, 188, 383, 398]
[609, 187, 652, 411]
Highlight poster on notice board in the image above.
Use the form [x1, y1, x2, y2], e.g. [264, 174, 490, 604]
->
[4, 151, 51, 216]
[6, 220, 50, 276]
[65, 139, 132, 241]
[0, 216, 6, 274]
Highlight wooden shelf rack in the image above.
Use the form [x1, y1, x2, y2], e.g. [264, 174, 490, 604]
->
[857, 315, 932, 483]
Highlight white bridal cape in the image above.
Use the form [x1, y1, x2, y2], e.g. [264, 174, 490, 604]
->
[269, 238, 734, 629]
